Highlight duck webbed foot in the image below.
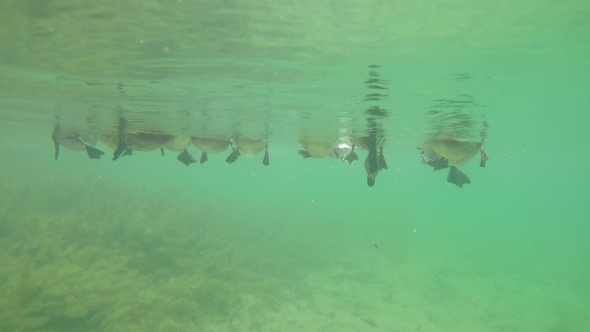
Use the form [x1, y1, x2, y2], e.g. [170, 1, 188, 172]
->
[344, 145, 358, 164]
[447, 166, 471, 188]
[225, 144, 240, 164]
[262, 144, 270, 166]
[378, 146, 387, 170]
[52, 135, 60, 160]
[113, 147, 132, 159]
[480, 146, 489, 167]
[419, 149, 428, 164]
[431, 157, 449, 170]
[113, 131, 128, 161]
[344, 151, 358, 164]
[421, 151, 449, 170]
[177, 149, 197, 166]
[84, 145, 105, 159]
[298, 150, 312, 158]
[200, 152, 208, 164]
[77, 137, 105, 159]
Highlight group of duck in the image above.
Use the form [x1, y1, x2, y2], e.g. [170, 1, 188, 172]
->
[51, 126, 269, 165]
[51, 126, 488, 188]
[298, 134, 488, 187]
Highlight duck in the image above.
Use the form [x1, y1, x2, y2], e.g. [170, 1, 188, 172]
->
[125, 131, 175, 151]
[165, 135, 192, 152]
[191, 136, 232, 164]
[234, 137, 270, 166]
[419, 137, 488, 188]
[297, 137, 340, 159]
[52, 125, 104, 160]
[99, 130, 175, 161]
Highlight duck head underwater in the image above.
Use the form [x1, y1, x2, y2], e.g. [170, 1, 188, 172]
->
[350, 136, 388, 187]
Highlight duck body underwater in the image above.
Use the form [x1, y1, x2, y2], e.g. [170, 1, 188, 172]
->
[419, 138, 488, 188]
[49, 121, 493, 189]
[52, 125, 105, 160]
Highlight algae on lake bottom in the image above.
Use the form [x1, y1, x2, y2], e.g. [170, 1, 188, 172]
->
[0, 165, 303, 332]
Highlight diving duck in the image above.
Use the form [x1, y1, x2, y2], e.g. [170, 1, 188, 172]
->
[351, 136, 388, 187]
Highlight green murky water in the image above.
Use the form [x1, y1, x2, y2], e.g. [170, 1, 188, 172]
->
[1, 1, 589, 331]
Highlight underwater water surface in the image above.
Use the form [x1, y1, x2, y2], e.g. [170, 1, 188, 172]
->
[1, 0, 589, 331]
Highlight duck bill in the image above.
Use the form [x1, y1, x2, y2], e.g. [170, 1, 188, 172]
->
[367, 172, 378, 187]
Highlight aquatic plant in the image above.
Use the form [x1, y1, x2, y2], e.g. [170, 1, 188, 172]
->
[0, 162, 309, 332]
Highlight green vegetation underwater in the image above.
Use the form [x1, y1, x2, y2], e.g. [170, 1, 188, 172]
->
[0, 1, 589, 331]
